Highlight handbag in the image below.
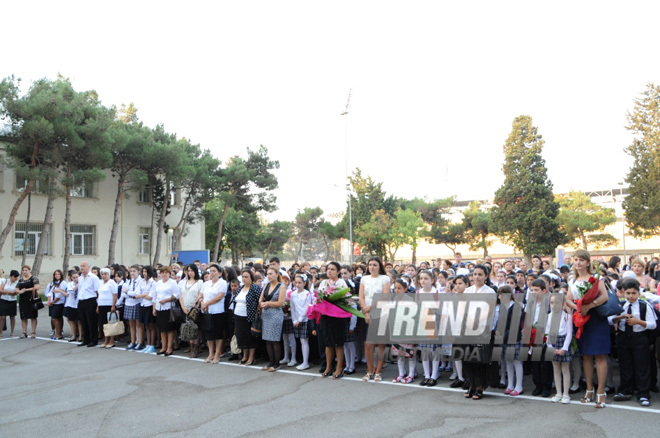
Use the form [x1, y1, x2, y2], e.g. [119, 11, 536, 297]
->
[169, 301, 185, 323]
[103, 311, 124, 337]
[230, 335, 241, 355]
[31, 294, 45, 311]
[251, 312, 263, 336]
[595, 288, 622, 319]
[187, 304, 201, 324]
[180, 320, 199, 341]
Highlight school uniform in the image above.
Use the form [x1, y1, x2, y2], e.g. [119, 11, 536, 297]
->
[526, 294, 553, 396]
[64, 280, 79, 321]
[609, 300, 657, 400]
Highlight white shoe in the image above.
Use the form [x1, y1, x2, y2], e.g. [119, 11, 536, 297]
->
[551, 394, 562, 403]
[279, 358, 289, 364]
[561, 395, 571, 404]
[296, 364, 310, 370]
[287, 360, 297, 367]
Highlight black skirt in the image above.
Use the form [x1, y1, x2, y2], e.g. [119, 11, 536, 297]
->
[157, 310, 177, 332]
[321, 315, 348, 347]
[64, 306, 78, 321]
[49, 304, 64, 319]
[202, 313, 226, 341]
[139, 306, 155, 325]
[0, 299, 17, 317]
[18, 293, 38, 320]
[235, 314, 257, 349]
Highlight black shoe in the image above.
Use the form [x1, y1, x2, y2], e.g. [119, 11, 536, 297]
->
[569, 387, 581, 394]
[498, 383, 507, 389]
[420, 378, 429, 386]
[77, 342, 89, 347]
[449, 379, 465, 388]
[319, 366, 327, 373]
[228, 354, 239, 361]
[87, 342, 98, 348]
[650, 386, 659, 393]
[156, 350, 165, 355]
[462, 380, 470, 390]
[163, 352, 172, 357]
[345, 369, 356, 375]
[427, 378, 437, 387]
[541, 390, 551, 398]
[532, 387, 542, 396]
[613, 393, 632, 401]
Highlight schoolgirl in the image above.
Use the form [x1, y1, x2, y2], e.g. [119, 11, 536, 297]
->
[547, 293, 573, 404]
[499, 285, 525, 396]
[61, 270, 81, 342]
[280, 271, 297, 367]
[417, 270, 440, 387]
[46, 270, 67, 340]
[391, 278, 417, 384]
[290, 273, 313, 370]
[136, 265, 157, 354]
[448, 274, 469, 388]
[123, 266, 144, 351]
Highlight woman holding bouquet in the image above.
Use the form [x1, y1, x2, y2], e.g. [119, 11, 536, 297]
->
[565, 249, 610, 408]
[319, 261, 350, 379]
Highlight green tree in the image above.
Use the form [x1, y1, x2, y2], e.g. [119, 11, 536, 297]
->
[556, 191, 617, 250]
[319, 220, 340, 261]
[354, 209, 393, 260]
[428, 221, 466, 255]
[255, 220, 292, 261]
[210, 146, 279, 262]
[402, 197, 455, 260]
[623, 83, 660, 237]
[389, 208, 424, 263]
[205, 200, 259, 265]
[293, 207, 324, 262]
[462, 201, 494, 257]
[491, 115, 564, 258]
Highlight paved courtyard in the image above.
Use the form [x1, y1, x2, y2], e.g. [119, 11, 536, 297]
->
[1, 313, 657, 437]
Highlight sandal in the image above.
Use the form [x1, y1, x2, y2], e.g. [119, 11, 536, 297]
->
[465, 388, 475, 398]
[374, 373, 382, 382]
[581, 390, 594, 404]
[322, 371, 332, 378]
[472, 389, 484, 400]
[332, 371, 344, 380]
[362, 372, 373, 382]
[20, 333, 28, 339]
[402, 375, 414, 384]
[30, 333, 36, 339]
[595, 393, 606, 408]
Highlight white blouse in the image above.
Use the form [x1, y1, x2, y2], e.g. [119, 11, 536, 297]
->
[234, 290, 248, 317]
[179, 279, 203, 309]
[153, 279, 180, 311]
[98, 280, 118, 306]
[290, 289, 313, 323]
[1, 278, 18, 302]
[360, 275, 389, 307]
[201, 279, 227, 314]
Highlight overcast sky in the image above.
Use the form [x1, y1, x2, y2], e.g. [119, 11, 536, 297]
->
[4, 1, 658, 222]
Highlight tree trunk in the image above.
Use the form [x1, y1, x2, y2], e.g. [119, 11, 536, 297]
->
[481, 234, 489, 257]
[0, 141, 39, 253]
[412, 244, 417, 265]
[212, 200, 231, 263]
[152, 180, 171, 267]
[32, 185, 55, 277]
[63, 180, 72, 273]
[148, 186, 156, 266]
[580, 231, 588, 250]
[321, 235, 330, 262]
[296, 233, 304, 263]
[172, 194, 191, 252]
[21, 191, 32, 268]
[108, 172, 125, 265]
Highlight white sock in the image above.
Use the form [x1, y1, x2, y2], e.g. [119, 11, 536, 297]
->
[300, 337, 310, 366]
[570, 358, 581, 390]
[422, 360, 431, 379]
[455, 360, 464, 381]
[513, 360, 523, 392]
[398, 357, 406, 376]
[282, 333, 291, 361]
[506, 361, 515, 390]
[431, 359, 440, 380]
[288, 334, 296, 362]
[500, 360, 508, 384]
[344, 341, 356, 370]
[408, 358, 416, 377]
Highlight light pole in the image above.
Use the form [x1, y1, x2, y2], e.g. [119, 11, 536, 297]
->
[341, 89, 353, 264]
[618, 182, 627, 262]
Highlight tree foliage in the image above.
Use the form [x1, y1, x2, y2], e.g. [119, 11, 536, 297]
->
[556, 191, 617, 250]
[623, 83, 660, 237]
[491, 115, 564, 257]
[462, 201, 493, 257]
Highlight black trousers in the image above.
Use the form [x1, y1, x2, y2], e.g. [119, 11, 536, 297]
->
[617, 331, 651, 399]
[78, 298, 98, 344]
[531, 350, 553, 391]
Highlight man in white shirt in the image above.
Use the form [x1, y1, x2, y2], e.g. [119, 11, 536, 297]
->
[77, 261, 101, 347]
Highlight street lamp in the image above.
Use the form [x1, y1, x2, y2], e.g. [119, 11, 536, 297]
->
[341, 89, 353, 264]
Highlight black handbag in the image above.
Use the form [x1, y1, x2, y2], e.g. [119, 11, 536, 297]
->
[31, 294, 44, 311]
[251, 312, 263, 336]
[187, 304, 201, 324]
[169, 301, 185, 323]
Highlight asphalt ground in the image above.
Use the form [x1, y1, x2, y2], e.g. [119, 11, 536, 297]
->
[1, 311, 658, 437]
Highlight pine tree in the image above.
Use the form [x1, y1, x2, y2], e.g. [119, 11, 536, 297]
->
[491, 115, 564, 258]
[623, 83, 660, 237]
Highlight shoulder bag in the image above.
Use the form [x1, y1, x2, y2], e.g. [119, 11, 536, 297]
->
[103, 311, 124, 337]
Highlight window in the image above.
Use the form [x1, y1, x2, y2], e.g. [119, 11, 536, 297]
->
[139, 227, 151, 254]
[15, 175, 40, 193]
[139, 187, 152, 203]
[170, 186, 181, 206]
[70, 225, 96, 255]
[71, 180, 95, 198]
[15, 222, 50, 256]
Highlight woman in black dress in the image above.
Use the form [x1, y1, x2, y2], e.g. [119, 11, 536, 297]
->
[17, 265, 40, 338]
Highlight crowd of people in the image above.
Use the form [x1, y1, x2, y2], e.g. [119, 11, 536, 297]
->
[0, 251, 658, 408]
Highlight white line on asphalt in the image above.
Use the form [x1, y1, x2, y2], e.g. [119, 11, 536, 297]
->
[13, 337, 660, 415]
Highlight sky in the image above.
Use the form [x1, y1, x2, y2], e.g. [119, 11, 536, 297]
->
[3, 1, 658, 222]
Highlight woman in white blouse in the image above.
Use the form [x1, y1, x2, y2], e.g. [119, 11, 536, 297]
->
[199, 264, 227, 363]
[358, 257, 391, 382]
[179, 264, 203, 358]
[152, 266, 180, 356]
[0, 270, 20, 338]
[97, 268, 118, 348]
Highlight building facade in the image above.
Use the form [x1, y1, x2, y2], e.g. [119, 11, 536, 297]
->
[0, 143, 205, 277]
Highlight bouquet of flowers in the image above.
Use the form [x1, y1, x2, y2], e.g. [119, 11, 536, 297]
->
[572, 264, 601, 339]
[528, 323, 547, 347]
[307, 280, 364, 323]
[282, 301, 291, 316]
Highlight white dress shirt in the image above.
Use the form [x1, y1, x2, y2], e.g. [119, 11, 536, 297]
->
[608, 300, 657, 332]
